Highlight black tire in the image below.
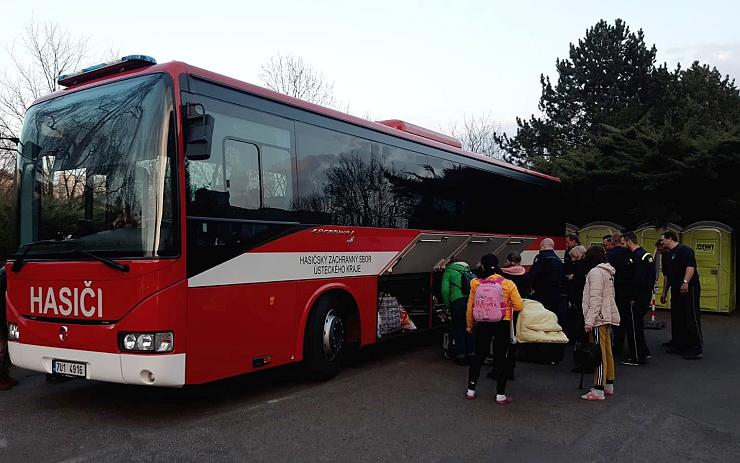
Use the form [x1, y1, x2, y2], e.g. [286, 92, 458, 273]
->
[304, 296, 345, 380]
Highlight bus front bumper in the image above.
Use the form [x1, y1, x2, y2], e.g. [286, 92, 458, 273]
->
[8, 342, 186, 387]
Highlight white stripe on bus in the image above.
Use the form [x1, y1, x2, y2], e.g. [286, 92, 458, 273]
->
[188, 251, 399, 288]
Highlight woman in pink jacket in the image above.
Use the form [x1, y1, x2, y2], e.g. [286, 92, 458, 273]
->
[581, 245, 621, 401]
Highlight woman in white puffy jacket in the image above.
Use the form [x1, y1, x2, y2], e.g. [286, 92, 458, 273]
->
[580, 245, 621, 401]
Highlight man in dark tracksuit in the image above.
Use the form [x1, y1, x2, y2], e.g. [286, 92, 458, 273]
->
[622, 232, 655, 365]
[607, 232, 634, 358]
[662, 232, 703, 359]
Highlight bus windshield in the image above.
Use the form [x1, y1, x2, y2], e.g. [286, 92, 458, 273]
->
[16, 73, 178, 259]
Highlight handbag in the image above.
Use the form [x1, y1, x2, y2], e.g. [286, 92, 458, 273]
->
[573, 337, 601, 389]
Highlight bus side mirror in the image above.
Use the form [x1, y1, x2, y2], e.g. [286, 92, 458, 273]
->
[184, 103, 215, 160]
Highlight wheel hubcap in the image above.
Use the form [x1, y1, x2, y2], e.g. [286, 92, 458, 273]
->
[323, 310, 344, 361]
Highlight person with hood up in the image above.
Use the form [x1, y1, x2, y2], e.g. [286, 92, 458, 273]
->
[501, 252, 530, 297]
[581, 245, 621, 401]
[441, 261, 475, 364]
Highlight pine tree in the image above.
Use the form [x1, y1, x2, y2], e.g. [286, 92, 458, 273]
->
[499, 19, 659, 166]
[497, 18, 740, 231]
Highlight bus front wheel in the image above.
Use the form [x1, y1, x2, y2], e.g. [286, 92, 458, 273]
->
[304, 297, 344, 380]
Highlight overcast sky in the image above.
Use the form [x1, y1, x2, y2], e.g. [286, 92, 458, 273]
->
[3, 0, 739, 134]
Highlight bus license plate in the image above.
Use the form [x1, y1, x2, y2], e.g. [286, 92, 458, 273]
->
[52, 360, 87, 378]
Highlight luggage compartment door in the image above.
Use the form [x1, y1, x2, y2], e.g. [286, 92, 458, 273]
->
[383, 233, 470, 275]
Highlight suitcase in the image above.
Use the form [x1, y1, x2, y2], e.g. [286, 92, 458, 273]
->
[516, 342, 566, 365]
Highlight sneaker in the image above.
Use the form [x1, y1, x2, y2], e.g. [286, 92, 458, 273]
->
[644, 354, 652, 359]
[604, 385, 615, 396]
[682, 352, 703, 360]
[465, 389, 476, 400]
[580, 389, 605, 401]
[495, 395, 513, 405]
[621, 359, 642, 366]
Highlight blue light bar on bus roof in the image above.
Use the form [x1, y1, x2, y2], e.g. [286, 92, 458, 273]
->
[57, 55, 157, 88]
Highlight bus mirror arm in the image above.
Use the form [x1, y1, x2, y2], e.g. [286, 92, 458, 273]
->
[184, 103, 214, 160]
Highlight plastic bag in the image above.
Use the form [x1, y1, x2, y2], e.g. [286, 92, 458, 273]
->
[400, 307, 417, 331]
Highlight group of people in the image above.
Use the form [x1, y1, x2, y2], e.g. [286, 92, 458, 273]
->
[441, 230, 703, 403]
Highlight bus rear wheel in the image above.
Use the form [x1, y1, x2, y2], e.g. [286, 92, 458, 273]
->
[304, 297, 345, 380]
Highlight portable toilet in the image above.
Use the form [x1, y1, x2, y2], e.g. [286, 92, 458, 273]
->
[635, 223, 683, 309]
[681, 221, 736, 313]
[579, 221, 623, 249]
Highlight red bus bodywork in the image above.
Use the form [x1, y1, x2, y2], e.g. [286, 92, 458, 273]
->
[6, 61, 563, 386]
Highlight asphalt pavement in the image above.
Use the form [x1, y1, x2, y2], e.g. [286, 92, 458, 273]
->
[1, 310, 739, 462]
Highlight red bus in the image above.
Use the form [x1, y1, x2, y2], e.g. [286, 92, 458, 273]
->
[5, 56, 563, 387]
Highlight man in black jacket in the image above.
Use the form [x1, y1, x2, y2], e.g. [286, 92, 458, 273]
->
[621, 231, 655, 365]
[529, 238, 566, 324]
[607, 232, 634, 358]
[661, 231, 703, 359]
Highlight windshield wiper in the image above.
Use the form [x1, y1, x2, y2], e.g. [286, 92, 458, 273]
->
[11, 239, 81, 272]
[73, 249, 130, 273]
[11, 240, 130, 273]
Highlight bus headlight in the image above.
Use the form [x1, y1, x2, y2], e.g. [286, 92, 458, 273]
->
[123, 334, 137, 350]
[8, 323, 19, 341]
[136, 334, 153, 351]
[119, 332, 173, 353]
[154, 332, 174, 352]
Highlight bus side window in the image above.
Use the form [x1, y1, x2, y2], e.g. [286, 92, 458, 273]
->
[224, 139, 260, 210]
[261, 146, 292, 209]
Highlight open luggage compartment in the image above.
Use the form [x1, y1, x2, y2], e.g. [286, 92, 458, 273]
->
[375, 233, 536, 340]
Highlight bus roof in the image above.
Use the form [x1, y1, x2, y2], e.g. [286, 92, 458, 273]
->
[34, 60, 560, 183]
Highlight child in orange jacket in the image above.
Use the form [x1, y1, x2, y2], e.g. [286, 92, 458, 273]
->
[465, 254, 523, 404]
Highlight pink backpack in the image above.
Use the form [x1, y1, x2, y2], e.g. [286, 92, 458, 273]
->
[473, 276, 507, 322]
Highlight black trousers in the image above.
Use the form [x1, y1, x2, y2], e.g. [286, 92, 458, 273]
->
[566, 297, 584, 343]
[613, 293, 631, 356]
[669, 297, 679, 345]
[468, 321, 511, 395]
[623, 299, 650, 361]
[671, 287, 703, 354]
[450, 298, 475, 358]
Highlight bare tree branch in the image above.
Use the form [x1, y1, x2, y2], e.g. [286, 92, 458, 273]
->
[0, 19, 89, 139]
[258, 53, 337, 108]
[446, 113, 506, 160]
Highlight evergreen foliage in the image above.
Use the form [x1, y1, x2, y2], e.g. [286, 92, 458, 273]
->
[498, 19, 740, 231]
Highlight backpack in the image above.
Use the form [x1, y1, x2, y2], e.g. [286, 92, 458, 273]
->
[473, 276, 507, 322]
[459, 269, 476, 296]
